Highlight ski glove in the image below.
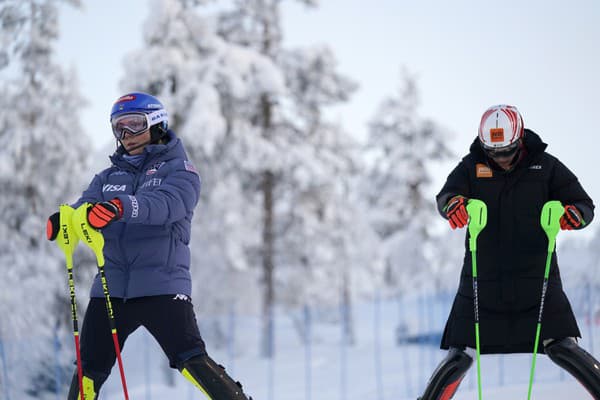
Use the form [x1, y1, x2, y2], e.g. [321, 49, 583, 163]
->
[87, 199, 123, 229]
[560, 204, 585, 230]
[46, 211, 60, 241]
[445, 195, 469, 229]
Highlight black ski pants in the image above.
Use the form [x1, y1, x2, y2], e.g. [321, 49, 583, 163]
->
[77, 295, 206, 387]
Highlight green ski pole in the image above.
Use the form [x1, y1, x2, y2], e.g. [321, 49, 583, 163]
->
[466, 199, 487, 400]
[72, 203, 130, 400]
[527, 200, 564, 400]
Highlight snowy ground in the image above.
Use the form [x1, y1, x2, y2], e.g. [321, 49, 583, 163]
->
[454, 381, 590, 399]
[3, 292, 595, 399]
[94, 296, 597, 400]
[106, 380, 591, 400]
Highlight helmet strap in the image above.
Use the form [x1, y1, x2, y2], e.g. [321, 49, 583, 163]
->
[117, 123, 168, 155]
[149, 123, 168, 144]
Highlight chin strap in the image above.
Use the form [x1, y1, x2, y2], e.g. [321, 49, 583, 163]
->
[149, 124, 168, 144]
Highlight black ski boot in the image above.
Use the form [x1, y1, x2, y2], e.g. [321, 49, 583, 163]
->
[545, 337, 600, 398]
[417, 347, 473, 400]
[66, 369, 108, 400]
[179, 354, 252, 399]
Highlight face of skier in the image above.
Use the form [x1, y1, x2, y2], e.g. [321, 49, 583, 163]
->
[484, 139, 521, 171]
[491, 153, 517, 170]
[120, 129, 151, 155]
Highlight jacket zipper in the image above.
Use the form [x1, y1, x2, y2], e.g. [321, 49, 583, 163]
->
[118, 150, 167, 300]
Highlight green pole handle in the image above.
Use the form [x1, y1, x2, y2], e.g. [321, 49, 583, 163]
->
[527, 200, 564, 400]
[467, 199, 487, 253]
[467, 199, 487, 400]
[540, 200, 564, 254]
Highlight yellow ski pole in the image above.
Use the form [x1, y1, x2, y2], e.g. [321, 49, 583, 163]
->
[54, 204, 85, 400]
[72, 204, 129, 400]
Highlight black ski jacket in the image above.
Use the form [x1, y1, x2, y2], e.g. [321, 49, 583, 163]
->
[436, 129, 594, 354]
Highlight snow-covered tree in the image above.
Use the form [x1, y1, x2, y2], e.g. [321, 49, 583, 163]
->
[362, 68, 453, 293]
[270, 46, 383, 342]
[116, 0, 284, 326]
[119, 0, 376, 355]
[0, 0, 89, 397]
[215, 0, 381, 352]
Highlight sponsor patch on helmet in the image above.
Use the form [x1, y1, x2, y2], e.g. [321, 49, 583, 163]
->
[150, 110, 167, 121]
[490, 128, 504, 142]
[116, 94, 136, 103]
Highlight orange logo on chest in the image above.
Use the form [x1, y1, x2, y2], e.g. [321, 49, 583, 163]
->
[476, 163, 493, 178]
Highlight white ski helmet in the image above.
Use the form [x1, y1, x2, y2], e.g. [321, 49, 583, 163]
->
[478, 104, 524, 155]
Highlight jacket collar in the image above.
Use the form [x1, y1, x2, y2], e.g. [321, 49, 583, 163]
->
[468, 128, 547, 167]
[109, 130, 183, 170]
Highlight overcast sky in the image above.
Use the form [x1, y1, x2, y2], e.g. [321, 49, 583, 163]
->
[57, 0, 600, 234]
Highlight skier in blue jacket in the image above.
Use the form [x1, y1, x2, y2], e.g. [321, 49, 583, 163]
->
[47, 92, 251, 400]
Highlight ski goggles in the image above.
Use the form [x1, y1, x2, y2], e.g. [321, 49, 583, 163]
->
[111, 110, 168, 140]
[483, 140, 520, 159]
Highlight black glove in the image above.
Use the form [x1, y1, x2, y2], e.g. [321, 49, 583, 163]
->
[560, 204, 585, 230]
[46, 212, 60, 241]
[87, 199, 123, 229]
[445, 195, 468, 229]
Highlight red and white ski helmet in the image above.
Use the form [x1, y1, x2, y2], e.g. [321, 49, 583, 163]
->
[478, 104, 524, 150]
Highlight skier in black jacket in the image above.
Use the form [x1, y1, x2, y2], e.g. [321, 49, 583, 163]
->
[418, 104, 600, 399]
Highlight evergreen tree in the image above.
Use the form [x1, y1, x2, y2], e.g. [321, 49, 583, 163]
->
[273, 46, 382, 343]
[363, 68, 453, 292]
[117, 0, 287, 353]
[120, 0, 374, 356]
[0, 0, 89, 396]
[216, 0, 378, 354]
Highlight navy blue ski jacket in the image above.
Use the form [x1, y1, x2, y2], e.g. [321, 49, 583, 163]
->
[74, 130, 201, 299]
